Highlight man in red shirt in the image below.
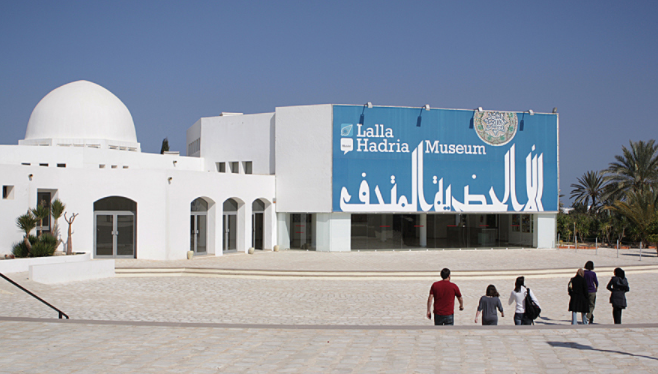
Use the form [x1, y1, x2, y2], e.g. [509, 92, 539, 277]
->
[426, 268, 464, 325]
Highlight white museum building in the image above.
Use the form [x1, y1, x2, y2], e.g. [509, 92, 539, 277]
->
[0, 81, 559, 260]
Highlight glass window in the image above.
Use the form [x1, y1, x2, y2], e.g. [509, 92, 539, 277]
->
[223, 198, 238, 212]
[230, 162, 239, 174]
[57, 163, 66, 168]
[350, 214, 529, 250]
[191, 198, 209, 212]
[252, 199, 265, 212]
[243, 161, 252, 174]
[94, 196, 137, 212]
[216, 162, 226, 173]
[2, 185, 14, 200]
[290, 213, 314, 250]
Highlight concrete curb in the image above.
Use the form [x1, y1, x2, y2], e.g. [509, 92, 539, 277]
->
[114, 264, 658, 280]
[1, 316, 657, 331]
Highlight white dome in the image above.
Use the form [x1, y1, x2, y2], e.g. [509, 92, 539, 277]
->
[24, 81, 138, 145]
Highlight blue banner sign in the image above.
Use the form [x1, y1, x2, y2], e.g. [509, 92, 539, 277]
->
[332, 105, 559, 213]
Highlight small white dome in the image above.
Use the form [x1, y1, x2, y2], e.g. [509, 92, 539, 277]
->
[24, 81, 138, 145]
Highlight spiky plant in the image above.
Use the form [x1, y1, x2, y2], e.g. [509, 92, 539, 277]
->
[51, 199, 65, 250]
[31, 201, 50, 238]
[16, 212, 37, 255]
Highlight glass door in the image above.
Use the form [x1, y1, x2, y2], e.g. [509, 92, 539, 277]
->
[252, 213, 263, 250]
[116, 214, 135, 257]
[223, 213, 236, 251]
[194, 214, 208, 253]
[95, 211, 135, 258]
[96, 214, 114, 256]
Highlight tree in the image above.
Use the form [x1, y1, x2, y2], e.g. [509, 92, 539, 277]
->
[160, 137, 170, 154]
[570, 170, 606, 213]
[31, 201, 50, 238]
[604, 140, 658, 200]
[51, 199, 65, 251]
[606, 188, 658, 253]
[64, 212, 79, 255]
[16, 211, 37, 255]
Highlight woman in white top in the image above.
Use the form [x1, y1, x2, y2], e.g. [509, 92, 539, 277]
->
[509, 276, 541, 325]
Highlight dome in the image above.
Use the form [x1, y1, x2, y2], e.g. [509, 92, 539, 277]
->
[23, 81, 139, 148]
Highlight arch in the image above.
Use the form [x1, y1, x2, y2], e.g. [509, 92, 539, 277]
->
[94, 196, 137, 258]
[189, 196, 217, 256]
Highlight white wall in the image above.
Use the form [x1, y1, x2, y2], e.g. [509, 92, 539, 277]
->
[197, 113, 275, 175]
[315, 213, 351, 252]
[186, 119, 201, 157]
[536, 213, 557, 248]
[275, 105, 333, 213]
[0, 145, 205, 171]
[0, 153, 275, 259]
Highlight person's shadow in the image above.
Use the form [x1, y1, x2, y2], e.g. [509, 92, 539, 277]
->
[547, 341, 658, 361]
[534, 316, 567, 325]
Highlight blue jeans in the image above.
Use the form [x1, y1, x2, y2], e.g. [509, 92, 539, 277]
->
[572, 312, 588, 325]
[514, 312, 532, 325]
[434, 314, 454, 325]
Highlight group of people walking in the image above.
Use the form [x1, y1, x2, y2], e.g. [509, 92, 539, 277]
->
[568, 262, 630, 325]
[426, 262, 630, 326]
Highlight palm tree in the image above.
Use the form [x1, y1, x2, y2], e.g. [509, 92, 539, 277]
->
[51, 199, 65, 250]
[604, 140, 658, 200]
[606, 187, 658, 253]
[16, 211, 37, 255]
[570, 170, 606, 213]
[31, 201, 50, 238]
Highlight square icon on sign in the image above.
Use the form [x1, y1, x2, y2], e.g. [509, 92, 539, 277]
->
[341, 138, 353, 154]
[340, 123, 353, 137]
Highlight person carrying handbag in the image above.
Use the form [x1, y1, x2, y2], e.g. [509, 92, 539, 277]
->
[508, 276, 541, 325]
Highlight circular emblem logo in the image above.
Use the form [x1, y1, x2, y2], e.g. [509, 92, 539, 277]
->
[474, 111, 518, 146]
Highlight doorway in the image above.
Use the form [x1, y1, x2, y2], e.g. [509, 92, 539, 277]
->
[190, 198, 208, 254]
[223, 199, 238, 251]
[252, 199, 264, 250]
[94, 197, 136, 258]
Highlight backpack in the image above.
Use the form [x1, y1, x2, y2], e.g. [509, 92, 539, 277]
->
[524, 287, 541, 321]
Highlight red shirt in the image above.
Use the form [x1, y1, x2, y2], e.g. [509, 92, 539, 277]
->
[429, 280, 462, 316]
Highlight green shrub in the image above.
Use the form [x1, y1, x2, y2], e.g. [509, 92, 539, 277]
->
[32, 233, 57, 257]
[12, 235, 37, 258]
[12, 234, 57, 258]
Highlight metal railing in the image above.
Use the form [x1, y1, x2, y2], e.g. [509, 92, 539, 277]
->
[0, 272, 69, 319]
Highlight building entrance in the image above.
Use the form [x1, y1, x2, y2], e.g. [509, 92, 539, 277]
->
[94, 197, 136, 258]
[351, 213, 534, 250]
[223, 199, 237, 251]
[290, 213, 314, 250]
[252, 199, 264, 250]
[190, 198, 208, 254]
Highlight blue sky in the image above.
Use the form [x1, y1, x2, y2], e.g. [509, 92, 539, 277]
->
[1, 1, 657, 205]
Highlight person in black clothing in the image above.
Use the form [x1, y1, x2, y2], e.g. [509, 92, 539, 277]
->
[607, 267, 630, 324]
[568, 268, 590, 325]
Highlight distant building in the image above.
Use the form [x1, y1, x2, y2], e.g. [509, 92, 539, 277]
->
[0, 81, 559, 259]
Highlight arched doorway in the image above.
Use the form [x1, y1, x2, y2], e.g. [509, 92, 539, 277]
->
[94, 196, 136, 258]
[223, 198, 238, 251]
[190, 198, 208, 254]
[252, 199, 265, 250]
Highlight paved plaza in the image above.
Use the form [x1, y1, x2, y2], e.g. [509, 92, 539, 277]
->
[1, 248, 658, 372]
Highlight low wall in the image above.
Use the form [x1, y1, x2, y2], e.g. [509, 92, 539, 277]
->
[0, 253, 90, 274]
[30, 259, 115, 284]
